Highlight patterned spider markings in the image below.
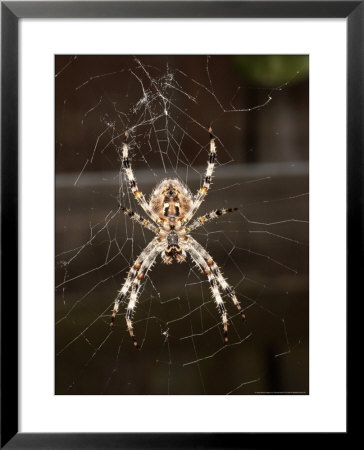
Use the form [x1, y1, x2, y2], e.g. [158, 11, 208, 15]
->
[111, 128, 244, 348]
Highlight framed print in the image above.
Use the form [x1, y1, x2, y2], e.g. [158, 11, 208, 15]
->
[1, 1, 358, 447]
[55, 52, 310, 396]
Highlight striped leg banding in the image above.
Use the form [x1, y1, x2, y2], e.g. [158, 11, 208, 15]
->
[123, 244, 161, 349]
[119, 205, 158, 233]
[183, 127, 217, 224]
[187, 236, 245, 320]
[110, 237, 159, 329]
[187, 207, 238, 232]
[184, 242, 230, 344]
[120, 132, 160, 223]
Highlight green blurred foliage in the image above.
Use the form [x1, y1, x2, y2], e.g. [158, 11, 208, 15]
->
[234, 55, 309, 86]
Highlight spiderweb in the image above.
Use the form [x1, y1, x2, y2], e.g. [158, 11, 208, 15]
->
[55, 55, 309, 395]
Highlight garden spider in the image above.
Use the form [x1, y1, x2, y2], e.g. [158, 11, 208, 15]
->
[111, 128, 245, 348]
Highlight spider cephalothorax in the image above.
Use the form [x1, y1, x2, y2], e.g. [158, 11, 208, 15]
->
[111, 128, 245, 348]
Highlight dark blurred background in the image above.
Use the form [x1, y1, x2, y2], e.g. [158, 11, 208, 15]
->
[55, 55, 309, 395]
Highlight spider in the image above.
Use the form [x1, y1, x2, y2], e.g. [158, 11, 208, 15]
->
[110, 128, 245, 348]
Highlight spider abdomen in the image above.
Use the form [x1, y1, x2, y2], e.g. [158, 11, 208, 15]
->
[149, 178, 193, 220]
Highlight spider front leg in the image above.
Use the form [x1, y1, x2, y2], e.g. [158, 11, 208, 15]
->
[186, 236, 245, 320]
[183, 242, 229, 343]
[124, 243, 162, 348]
[110, 237, 159, 328]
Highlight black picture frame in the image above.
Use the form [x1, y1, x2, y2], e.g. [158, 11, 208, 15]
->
[1, 1, 358, 447]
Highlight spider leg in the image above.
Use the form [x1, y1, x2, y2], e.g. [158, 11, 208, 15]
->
[183, 127, 217, 223]
[186, 236, 245, 320]
[182, 242, 229, 343]
[120, 131, 160, 223]
[125, 244, 162, 348]
[119, 205, 159, 233]
[187, 207, 238, 232]
[110, 237, 159, 328]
